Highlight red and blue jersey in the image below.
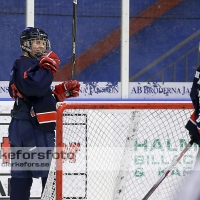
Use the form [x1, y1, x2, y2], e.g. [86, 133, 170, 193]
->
[9, 56, 57, 131]
[186, 66, 200, 139]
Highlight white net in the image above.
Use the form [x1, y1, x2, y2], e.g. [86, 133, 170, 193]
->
[42, 103, 198, 200]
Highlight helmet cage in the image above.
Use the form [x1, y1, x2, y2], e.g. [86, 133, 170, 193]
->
[20, 27, 51, 58]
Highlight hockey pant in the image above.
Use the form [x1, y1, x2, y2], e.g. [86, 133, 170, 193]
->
[8, 118, 55, 178]
[10, 177, 48, 200]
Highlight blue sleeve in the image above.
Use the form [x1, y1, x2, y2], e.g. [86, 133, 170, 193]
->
[14, 57, 54, 97]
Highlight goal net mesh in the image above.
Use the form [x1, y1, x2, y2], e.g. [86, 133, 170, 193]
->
[42, 102, 197, 200]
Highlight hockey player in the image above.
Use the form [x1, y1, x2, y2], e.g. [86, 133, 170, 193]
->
[185, 66, 200, 145]
[185, 65, 200, 178]
[8, 27, 80, 200]
[174, 67, 200, 199]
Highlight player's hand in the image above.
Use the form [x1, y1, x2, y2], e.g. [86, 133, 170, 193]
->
[63, 80, 80, 98]
[53, 80, 80, 102]
[39, 51, 60, 74]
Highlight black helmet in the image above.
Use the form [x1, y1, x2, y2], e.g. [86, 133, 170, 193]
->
[20, 27, 51, 58]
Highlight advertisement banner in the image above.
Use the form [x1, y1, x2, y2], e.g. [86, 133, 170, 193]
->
[129, 82, 191, 100]
[0, 81, 192, 100]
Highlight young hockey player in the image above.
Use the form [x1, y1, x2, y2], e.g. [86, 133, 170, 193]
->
[8, 27, 80, 200]
[185, 66, 200, 145]
[174, 66, 200, 200]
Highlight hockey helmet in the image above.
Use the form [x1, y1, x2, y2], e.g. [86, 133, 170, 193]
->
[20, 27, 51, 58]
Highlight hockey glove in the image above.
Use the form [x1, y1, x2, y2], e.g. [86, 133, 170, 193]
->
[53, 80, 80, 102]
[189, 133, 200, 146]
[39, 51, 60, 74]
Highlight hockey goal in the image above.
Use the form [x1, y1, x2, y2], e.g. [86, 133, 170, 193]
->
[42, 101, 198, 200]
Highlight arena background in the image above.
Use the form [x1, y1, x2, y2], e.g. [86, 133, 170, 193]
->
[1, 0, 200, 83]
[0, 0, 199, 199]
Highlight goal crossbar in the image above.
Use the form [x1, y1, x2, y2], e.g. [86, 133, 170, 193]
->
[56, 102, 193, 111]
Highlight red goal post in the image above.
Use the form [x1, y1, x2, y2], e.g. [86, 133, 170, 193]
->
[42, 101, 195, 200]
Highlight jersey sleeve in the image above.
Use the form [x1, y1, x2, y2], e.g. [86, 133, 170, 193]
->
[14, 57, 54, 97]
